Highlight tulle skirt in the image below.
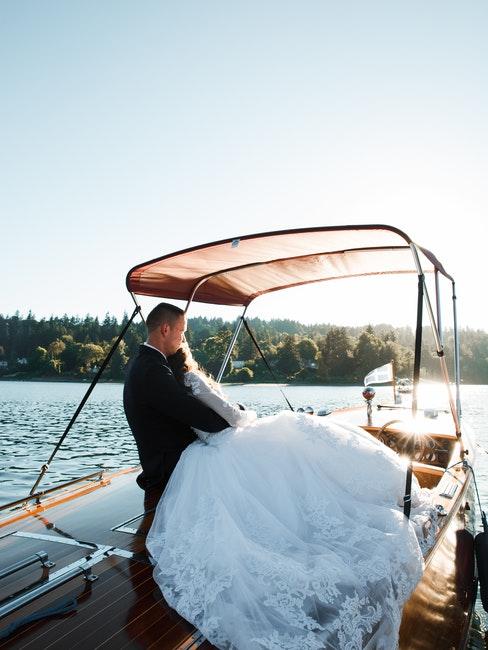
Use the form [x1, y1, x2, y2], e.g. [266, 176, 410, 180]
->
[146, 412, 433, 650]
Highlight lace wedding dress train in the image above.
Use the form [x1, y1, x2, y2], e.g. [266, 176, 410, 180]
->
[146, 372, 433, 650]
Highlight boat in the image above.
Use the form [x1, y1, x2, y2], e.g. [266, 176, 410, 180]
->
[398, 378, 413, 394]
[0, 224, 479, 649]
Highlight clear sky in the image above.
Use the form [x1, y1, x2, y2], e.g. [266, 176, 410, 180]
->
[1, 1, 487, 331]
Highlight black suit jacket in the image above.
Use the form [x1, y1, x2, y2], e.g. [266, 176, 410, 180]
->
[123, 345, 229, 491]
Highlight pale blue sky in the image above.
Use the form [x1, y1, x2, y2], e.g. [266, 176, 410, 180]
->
[1, 2, 487, 330]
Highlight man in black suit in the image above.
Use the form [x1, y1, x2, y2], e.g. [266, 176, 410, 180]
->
[123, 302, 229, 507]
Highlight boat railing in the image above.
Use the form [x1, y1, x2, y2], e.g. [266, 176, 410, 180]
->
[0, 470, 106, 513]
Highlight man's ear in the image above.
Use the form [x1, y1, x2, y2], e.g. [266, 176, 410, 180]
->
[161, 323, 170, 336]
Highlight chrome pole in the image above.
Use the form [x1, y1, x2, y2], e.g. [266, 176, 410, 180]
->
[185, 276, 211, 313]
[410, 245, 461, 436]
[435, 270, 443, 346]
[184, 295, 194, 314]
[216, 306, 248, 383]
[452, 281, 462, 419]
[410, 245, 442, 351]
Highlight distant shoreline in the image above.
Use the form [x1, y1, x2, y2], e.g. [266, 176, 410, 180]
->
[0, 375, 369, 387]
[1, 375, 486, 387]
[0, 375, 123, 384]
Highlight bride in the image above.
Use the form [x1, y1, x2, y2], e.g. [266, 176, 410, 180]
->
[146, 345, 434, 650]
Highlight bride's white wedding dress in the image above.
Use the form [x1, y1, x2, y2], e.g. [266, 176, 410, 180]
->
[146, 371, 435, 650]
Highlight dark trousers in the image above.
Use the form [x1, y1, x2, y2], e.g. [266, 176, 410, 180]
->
[143, 481, 166, 512]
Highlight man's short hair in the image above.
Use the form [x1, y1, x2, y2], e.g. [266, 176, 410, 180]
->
[146, 302, 185, 333]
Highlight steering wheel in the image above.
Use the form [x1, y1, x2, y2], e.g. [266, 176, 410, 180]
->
[377, 419, 428, 462]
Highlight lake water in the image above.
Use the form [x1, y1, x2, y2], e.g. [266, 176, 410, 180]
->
[1, 380, 488, 637]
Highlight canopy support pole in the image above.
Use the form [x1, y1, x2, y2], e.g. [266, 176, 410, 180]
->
[411, 272, 424, 420]
[402, 267, 425, 520]
[28, 304, 142, 497]
[130, 292, 146, 324]
[410, 245, 461, 436]
[435, 269, 443, 346]
[452, 281, 462, 420]
[216, 307, 248, 383]
[243, 318, 294, 412]
[391, 359, 397, 404]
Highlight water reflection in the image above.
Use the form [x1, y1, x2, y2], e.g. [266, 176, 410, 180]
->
[1, 381, 487, 505]
[0, 382, 139, 503]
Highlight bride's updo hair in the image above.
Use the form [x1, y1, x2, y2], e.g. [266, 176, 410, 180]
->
[167, 342, 216, 387]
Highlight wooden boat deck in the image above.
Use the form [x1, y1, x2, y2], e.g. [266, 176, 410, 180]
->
[0, 408, 477, 649]
[0, 470, 215, 649]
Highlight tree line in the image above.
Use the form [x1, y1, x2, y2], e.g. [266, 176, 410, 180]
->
[0, 311, 487, 384]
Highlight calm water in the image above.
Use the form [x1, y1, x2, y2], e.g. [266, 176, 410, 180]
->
[1, 380, 488, 635]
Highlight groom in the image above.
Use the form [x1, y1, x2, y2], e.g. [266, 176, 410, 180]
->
[123, 302, 229, 504]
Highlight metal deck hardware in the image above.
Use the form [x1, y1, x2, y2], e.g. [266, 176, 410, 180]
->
[11, 531, 135, 559]
[0, 528, 148, 622]
[0, 546, 111, 621]
[0, 551, 55, 581]
[111, 511, 153, 535]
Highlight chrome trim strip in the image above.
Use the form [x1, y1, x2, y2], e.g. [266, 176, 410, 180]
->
[14, 531, 101, 549]
[12, 532, 135, 559]
[113, 526, 141, 536]
[111, 511, 153, 536]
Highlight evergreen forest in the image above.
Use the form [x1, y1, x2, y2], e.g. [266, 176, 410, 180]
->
[0, 312, 487, 384]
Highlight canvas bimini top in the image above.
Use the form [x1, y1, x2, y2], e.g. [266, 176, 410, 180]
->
[126, 224, 452, 307]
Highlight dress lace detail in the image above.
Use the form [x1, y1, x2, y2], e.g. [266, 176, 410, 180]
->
[147, 402, 433, 649]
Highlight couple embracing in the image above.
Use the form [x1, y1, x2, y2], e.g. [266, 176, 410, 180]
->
[124, 302, 429, 650]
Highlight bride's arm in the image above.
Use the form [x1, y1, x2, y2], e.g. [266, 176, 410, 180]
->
[185, 372, 256, 427]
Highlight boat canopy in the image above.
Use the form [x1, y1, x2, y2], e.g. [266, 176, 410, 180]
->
[126, 224, 452, 307]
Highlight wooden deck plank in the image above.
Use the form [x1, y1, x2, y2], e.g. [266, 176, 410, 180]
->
[146, 618, 197, 650]
[29, 559, 151, 650]
[116, 605, 179, 650]
[63, 573, 164, 649]
[91, 593, 185, 650]
[0, 556, 146, 649]
[95, 598, 167, 649]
